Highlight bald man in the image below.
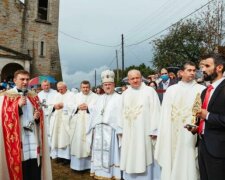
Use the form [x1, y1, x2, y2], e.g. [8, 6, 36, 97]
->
[50, 81, 76, 164]
[119, 69, 161, 180]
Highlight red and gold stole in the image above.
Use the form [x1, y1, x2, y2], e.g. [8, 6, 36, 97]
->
[1, 92, 44, 180]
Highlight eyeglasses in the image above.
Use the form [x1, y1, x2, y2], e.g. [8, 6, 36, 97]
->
[161, 73, 168, 75]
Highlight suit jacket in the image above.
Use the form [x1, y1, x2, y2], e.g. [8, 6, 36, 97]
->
[157, 78, 177, 103]
[201, 79, 225, 158]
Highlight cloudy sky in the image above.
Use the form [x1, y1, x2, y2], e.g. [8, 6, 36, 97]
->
[58, 0, 209, 88]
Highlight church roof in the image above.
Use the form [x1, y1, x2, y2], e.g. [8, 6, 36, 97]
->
[0, 45, 32, 60]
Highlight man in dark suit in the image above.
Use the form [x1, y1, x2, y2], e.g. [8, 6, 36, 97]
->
[188, 53, 225, 180]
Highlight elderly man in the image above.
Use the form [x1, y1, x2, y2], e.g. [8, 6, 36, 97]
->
[155, 62, 205, 180]
[120, 69, 160, 180]
[50, 81, 75, 164]
[87, 70, 122, 179]
[70, 80, 98, 171]
[38, 80, 57, 147]
[0, 70, 52, 180]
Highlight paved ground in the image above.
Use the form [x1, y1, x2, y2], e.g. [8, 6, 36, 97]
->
[52, 159, 93, 180]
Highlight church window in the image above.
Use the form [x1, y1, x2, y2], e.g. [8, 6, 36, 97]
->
[40, 41, 45, 57]
[38, 0, 48, 20]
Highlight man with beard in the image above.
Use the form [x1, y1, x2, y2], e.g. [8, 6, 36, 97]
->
[70, 80, 98, 171]
[188, 53, 225, 180]
[87, 70, 122, 179]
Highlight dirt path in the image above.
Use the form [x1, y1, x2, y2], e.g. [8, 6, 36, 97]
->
[52, 159, 93, 180]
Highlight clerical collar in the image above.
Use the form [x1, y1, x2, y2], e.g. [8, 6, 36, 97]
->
[16, 87, 28, 93]
[180, 80, 196, 87]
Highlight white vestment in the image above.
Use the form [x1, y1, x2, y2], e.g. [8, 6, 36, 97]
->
[38, 89, 57, 147]
[50, 90, 75, 159]
[88, 92, 122, 179]
[0, 89, 52, 180]
[120, 83, 161, 180]
[70, 91, 98, 171]
[155, 81, 205, 180]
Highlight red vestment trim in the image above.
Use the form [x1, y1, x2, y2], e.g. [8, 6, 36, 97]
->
[2, 95, 22, 180]
[28, 95, 44, 155]
[2, 93, 44, 180]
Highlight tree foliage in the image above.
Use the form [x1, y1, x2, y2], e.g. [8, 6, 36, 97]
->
[114, 63, 155, 86]
[124, 63, 155, 78]
[152, 0, 225, 70]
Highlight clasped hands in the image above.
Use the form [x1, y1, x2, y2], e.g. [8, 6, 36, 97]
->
[78, 103, 88, 111]
[54, 103, 64, 110]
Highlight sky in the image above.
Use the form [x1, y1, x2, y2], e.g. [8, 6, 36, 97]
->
[58, 0, 209, 88]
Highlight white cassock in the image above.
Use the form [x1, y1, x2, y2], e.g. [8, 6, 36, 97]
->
[38, 89, 57, 148]
[50, 90, 76, 159]
[155, 81, 205, 180]
[120, 82, 161, 180]
[87, 92, 122, 179]
[70, 91, 98, 171]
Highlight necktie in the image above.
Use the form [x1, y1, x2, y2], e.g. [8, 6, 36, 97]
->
[198, 85, 214, 134]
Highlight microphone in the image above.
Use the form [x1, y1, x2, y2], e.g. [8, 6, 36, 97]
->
[21, 88, 28, 96]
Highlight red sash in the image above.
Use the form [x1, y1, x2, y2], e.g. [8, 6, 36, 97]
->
[2, 92, 44, 180]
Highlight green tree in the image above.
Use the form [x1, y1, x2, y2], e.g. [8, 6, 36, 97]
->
[152, 0, 225, 69]
[152, 20, 206, 69]
[114, 63, 155, 86]
[124, 63, 155, 78]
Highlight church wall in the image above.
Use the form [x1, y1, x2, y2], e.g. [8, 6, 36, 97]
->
[0, 0, 24, 53]
[0, 0, 62, 81]
[23, 0, 62, 80]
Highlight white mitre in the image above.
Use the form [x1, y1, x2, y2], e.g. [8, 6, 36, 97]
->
[101, 70, 115, 83]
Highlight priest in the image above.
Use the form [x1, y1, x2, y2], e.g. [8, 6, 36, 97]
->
[87, 70, 122, 180]
[0, 70, 52, 180]
[155, 62, 205, 180]
[50, 81, 75, 163]
[70, 80, 98, 171]
[38, 80, 57, 148]
[120, 69, 161, 180]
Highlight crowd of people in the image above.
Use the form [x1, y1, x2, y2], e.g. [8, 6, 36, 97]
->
[0, 53, 225, 180]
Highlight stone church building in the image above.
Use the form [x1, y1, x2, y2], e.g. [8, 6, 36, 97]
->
[0, 0, 62, 81]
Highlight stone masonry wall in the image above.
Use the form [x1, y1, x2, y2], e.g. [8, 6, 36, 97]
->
[0, 0, 62, 81]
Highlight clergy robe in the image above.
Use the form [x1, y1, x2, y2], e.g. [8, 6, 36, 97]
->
[70, 91, 98, 171]
[38, 89, 57, 147]
[155, 80, 205, 180]
[0, 89, 52, 180]
[120, 82, 160, 180]
[87, 92, 122, 180]
[50, 90, 75, 159]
